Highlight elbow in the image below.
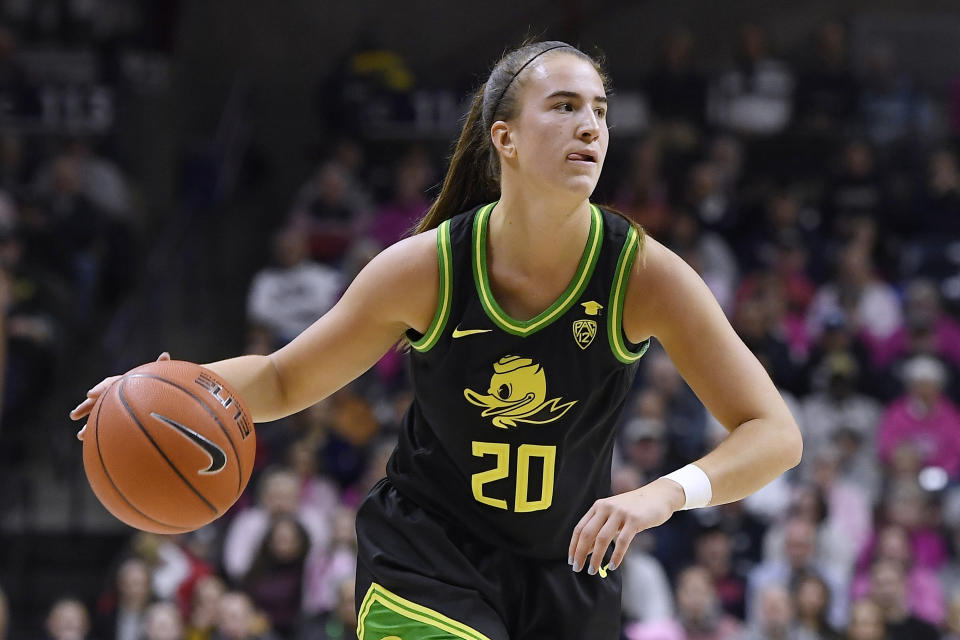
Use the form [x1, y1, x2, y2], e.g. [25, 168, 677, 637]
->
[783, 422, 804, 470]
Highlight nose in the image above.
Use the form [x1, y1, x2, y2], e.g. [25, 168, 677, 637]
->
[578, 108, 600, 141]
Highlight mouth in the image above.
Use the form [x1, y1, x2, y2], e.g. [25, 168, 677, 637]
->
[566, 151, 597, 165]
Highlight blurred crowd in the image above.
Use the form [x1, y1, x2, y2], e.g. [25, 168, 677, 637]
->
[5, 13, 960, 640]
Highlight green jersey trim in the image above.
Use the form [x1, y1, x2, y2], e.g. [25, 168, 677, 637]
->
[472, 202, 603, 337]
[357, 582, 494, 640]
[608, 225, 650, 363]
[409, 220, 453, 353]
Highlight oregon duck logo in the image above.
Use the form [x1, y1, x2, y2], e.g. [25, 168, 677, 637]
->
[464, 356, 577, 429]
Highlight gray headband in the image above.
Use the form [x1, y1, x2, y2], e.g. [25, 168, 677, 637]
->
[486, 44, 575, 128]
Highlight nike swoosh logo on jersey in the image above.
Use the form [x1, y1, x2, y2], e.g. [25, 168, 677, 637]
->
[151, 412, 227, 475]
[452, 326, 492, 338]
[598, 563, 611, 578]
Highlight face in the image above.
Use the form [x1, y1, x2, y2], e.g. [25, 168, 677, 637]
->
[848, 600, 885, 640]
[795, 577, 828, 618]
[217, 593, 254, 640]
[269, 519, 305, 562]
[675, 567, 715, 619]
[144, 603, 183, 640]
[783, 519, 815, 568]
[496, 53, 608, 203]
[870, 562, 906, 609]
[117, 559, 151, 606]
[759, 586, 793, 633]
[46, 601, 89, 640]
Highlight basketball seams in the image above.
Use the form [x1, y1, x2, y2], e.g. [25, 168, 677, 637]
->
[93, 382, 187, 533]
[128, 372, 245, 497]
[118, 377, 220, 516]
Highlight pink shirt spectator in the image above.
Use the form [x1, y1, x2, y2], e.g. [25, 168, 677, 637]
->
[877, 396, 960, 477]
[869, 315, 960, 369]
[851, 565, 945, 624]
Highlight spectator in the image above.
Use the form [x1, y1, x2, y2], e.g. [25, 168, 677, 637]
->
[212, 592, 274, 640]
[620, 530, 675, 625]
[867, 559, 938, 640]
[94, 557, 154, 640]
[708, 22, 795, 136]
[681, 161, 738, 236]
[740, 584, 808, 640]
[800, 353, 881, 489]
[620, 415, 670, 487]
[613, 137, 672, 237]
[808, 448, 872, 558]
[222, 468, 330, 583]
[142, 602, 184, 640]
[303, 506, 358, 616]
[289, 161, 364, 262]
[185, 575, 225, 640]
[286, 438, 338, 516]
[642, 351, 708, 463]
[242, 516, 310, 639]
[746, 517, 847, 628]
[45, 598, 91, 640]
[943, 592, 960, 640]
[859, 41, 935, 149]
[807, 245, 902, 347]
[625, 565, 741, 640]
[246, 227, 343, 346]
[794, 20, 859, 136]
[367, 146, 433, 248]
[820, 141, 887, 242]
[645, 27, 707, 147]
[873, 279, 960, 370]
[298, 575, 357, 640]
[665, 210, 739, 314]
[877, 355, 960, 478]
[792, 571, 841, 640]
[851, 525, 944, 625]
[844, 599, 885, 640]
[695, 527, 748, 620]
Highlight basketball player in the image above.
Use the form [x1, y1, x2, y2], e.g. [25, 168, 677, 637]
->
[73, 41, 802, 639]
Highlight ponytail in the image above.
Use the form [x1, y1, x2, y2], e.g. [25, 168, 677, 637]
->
[414, 84, 497, 233]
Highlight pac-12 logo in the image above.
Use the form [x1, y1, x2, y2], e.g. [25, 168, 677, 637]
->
[463, 355, 576, 428]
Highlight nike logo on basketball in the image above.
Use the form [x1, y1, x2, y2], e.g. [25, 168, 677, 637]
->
[151, 412, 227, 475]
[452, 326, 492, 338]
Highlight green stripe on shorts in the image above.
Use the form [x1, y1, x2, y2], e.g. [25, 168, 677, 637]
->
[357, 583, 493, 640]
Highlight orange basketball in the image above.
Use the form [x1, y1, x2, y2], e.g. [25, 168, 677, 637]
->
[82, 360, 256, 533]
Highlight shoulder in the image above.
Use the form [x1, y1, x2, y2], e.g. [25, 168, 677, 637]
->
[621, 234, 703, 341]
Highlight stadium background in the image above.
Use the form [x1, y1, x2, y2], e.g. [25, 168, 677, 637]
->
[2, 0, 960, 637]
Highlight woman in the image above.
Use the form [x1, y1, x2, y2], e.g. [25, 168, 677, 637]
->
[73, 40, 802, 640]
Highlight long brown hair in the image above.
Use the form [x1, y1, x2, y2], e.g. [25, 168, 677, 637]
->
[413, 38, 642, 252]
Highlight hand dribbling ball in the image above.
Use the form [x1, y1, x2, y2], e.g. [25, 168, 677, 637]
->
[82, 360, 256, 533]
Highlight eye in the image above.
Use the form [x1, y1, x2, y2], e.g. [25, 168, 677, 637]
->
[497, 383, 512, 400]
[555, 102, 574, 112]
[595, 107, 606, 119]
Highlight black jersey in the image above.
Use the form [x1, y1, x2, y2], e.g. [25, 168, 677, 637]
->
[386, 202, 649, 560]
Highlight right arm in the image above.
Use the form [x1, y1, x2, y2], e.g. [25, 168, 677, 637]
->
[73, 230, 439, 428]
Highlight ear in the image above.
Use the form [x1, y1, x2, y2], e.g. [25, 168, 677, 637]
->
[490, 121, 517, 160]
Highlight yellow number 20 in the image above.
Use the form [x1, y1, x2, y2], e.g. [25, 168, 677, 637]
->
[471, 442, 556, 512]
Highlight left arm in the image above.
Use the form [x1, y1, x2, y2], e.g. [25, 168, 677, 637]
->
[569, 236, 802, 574]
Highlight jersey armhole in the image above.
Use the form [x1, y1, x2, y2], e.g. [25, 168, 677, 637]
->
[607, 225, 651, 364]
[407, 220, 453, 353]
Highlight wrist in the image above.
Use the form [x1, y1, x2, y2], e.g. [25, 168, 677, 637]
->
[656, 476, 687, 513]
[662, 463, 713, 510]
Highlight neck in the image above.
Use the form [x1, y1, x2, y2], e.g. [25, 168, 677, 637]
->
[488, 189, 591, 276]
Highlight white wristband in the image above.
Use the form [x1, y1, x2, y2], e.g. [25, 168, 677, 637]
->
[663, 464, 712, 510]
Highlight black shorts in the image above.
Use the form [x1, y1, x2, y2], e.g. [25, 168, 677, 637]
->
[355, 478, 622, 640]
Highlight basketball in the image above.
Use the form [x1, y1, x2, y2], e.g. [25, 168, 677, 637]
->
[82, 360, 256, 533]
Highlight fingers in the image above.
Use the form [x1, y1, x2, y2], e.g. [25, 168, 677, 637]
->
[69, 398, 94, 420]
[77, 424, 87, 441]
[587, 516, 624, 575]
[609, 520, 639, 571]
[568, 503, 596, 568]
[69, 375, 120, 421]
[157, 352, 170, 361]
[572, 505, 607, 572]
